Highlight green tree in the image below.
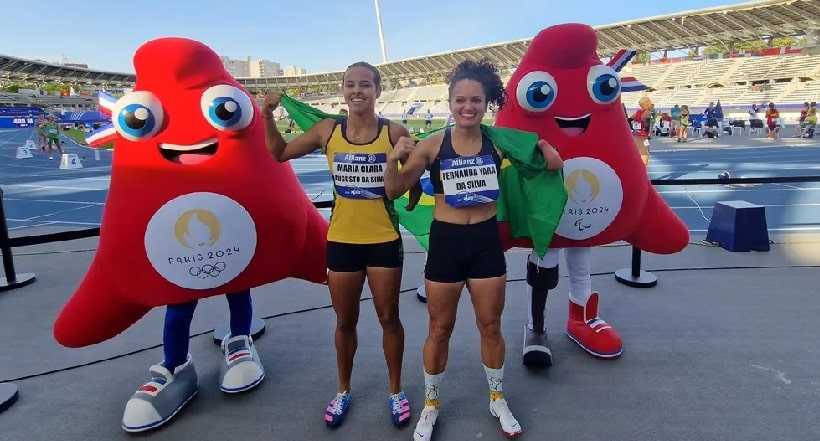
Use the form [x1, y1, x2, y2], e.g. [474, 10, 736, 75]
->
[41, 83, 70, 94]
[1, 81, 38, 92]
[637, 52, 652, 63]
[703, 36, 803, 54]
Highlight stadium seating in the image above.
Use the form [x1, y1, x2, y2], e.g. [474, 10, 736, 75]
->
[4, 52, 819, 122]
[0, 92, 95, 111]
[251, 53, 820, 120]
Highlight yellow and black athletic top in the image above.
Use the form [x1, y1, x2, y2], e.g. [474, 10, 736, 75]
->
[324, 117, 400, 244]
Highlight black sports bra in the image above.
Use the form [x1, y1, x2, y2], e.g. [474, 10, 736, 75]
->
[428, 128, 502, 194]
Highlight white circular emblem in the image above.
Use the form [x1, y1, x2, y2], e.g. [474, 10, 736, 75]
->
[555, 157, 623, 241]
[144, 192, 257, 290]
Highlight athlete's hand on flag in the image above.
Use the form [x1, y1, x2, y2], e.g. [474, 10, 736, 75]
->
[262, 92, 282, 115]
[537, 139, 564, 170]
[389, 136, 416, 162]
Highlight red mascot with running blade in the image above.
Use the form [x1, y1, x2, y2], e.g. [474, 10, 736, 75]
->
[53, 37, 329, 432]
[495, 23, 688, 366]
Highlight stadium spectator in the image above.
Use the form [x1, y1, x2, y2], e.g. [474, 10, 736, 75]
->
[678, 105, 690, 142]
[703, 101, 722, 137]
[384, 58, 562, 441]
[765, 101, 781, 139]
[670, 104, 681, 137]
[260, 61, 420, 429]
[748, 103, 760, 121]
[703, 118, 720, 138]
[802, 102, 815, 138]
[794, 101, 809, 137]
[703, 101, 716, 120]
[632, 96, 653, 137]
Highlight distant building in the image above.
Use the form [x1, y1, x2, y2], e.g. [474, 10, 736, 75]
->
[220, 56, 251, 77]
[219, 56, 306, 78]
[283, 65, 307, 76]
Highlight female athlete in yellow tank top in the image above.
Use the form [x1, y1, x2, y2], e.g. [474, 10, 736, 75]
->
[262, 62, 421, 429]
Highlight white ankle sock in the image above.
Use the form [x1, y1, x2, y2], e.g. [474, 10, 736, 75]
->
[483, 364, 504, 400]
[424, 370, 443, 408]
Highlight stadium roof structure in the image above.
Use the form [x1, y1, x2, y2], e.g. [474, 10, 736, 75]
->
[0, 0, 818, 90]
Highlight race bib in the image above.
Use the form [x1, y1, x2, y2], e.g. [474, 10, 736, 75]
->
[48, 128, 57, 135]
[440, 154, 499, 207]
[332, 152, 387, 199]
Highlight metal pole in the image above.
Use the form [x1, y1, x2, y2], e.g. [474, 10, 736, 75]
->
[631, 246, 642, 278]
[0, 187, 36, 292]
[0, 188, 17, 283]
[374, 0, 388, 63]
[614, 246, 657, 288]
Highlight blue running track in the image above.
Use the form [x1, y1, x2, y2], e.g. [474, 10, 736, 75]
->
[2, 127, 819, 236]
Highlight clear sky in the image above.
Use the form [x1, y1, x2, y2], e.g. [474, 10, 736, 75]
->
[1, 0, 746, 74]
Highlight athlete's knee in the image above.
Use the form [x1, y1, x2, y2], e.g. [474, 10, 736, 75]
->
[475, 314, 502, 340]
[334, 309, 360, 334]
[335, 320, 358, 335]
[375, 305, 402, 331]
[428, 318, 456, 344]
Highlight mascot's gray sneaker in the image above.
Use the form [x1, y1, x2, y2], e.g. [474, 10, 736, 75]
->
[220, 334, 265, 393]
[522, 326, 553, 367]
[121, 354, 199, 433]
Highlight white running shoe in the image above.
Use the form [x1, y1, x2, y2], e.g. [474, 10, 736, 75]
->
[489, 398, 522, 438]
[413, 405, 439, 441]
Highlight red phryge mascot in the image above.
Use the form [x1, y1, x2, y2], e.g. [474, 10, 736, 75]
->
[53, 37, 328, 432]
[495, 23, 688, 366]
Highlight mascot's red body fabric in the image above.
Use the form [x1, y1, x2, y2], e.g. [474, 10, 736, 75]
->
[494, 23, 688, 365]
[496, 24, 688, 253]
[53, 38, 328, 348]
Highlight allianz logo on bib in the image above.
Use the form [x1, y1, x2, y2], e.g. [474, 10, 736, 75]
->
[450, 156, 483, 167]
[342, 153, 378, 163]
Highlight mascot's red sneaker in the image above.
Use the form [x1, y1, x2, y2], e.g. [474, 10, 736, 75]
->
[565, 293, 623, 358]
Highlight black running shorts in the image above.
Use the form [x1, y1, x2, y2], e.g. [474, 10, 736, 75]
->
[327, 238, 403, 273]
[424, 216, 506, 283]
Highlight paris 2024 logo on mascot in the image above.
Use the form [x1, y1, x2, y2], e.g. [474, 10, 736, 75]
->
[495, 23, 688, 367]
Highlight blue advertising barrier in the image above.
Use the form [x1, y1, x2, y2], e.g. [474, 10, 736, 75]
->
[0, 117, 37, 129]
[56, 111, 110, 124]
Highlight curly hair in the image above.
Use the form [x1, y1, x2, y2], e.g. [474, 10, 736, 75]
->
[445, 58, 506, 110]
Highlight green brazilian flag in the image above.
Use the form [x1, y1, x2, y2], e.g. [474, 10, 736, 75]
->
[278, 94, 568, 258]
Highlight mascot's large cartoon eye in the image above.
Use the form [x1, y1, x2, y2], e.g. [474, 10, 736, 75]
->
[587, 65, 621, 104]
[200, 85, 254, 131]
[112, 92, 164, 141]
[515, 71, 558, 113]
